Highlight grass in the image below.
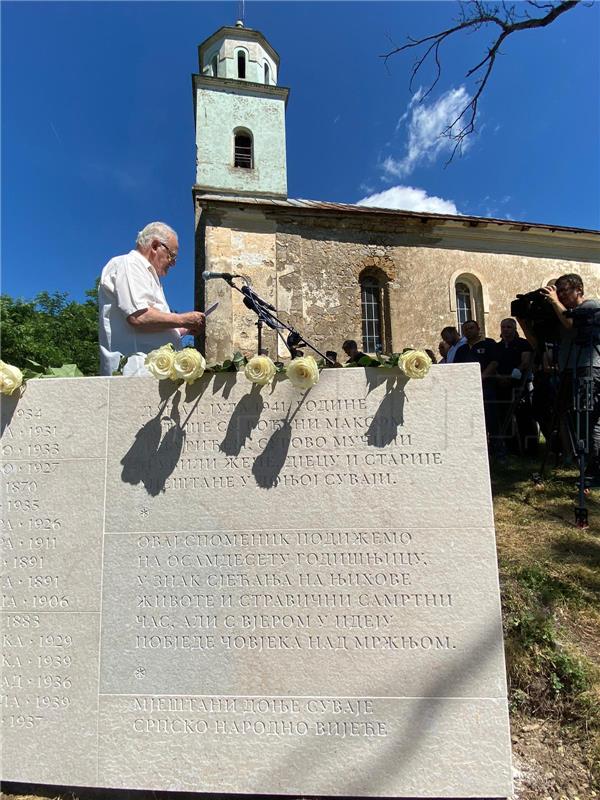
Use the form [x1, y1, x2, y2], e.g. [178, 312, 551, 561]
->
[491, 455, 600, 785]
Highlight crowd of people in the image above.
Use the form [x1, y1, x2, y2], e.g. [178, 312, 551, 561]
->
[325, 276, 600, 478]
[432, 274, 600, 479]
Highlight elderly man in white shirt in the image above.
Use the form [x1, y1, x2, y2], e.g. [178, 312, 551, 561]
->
[99, 221, 205, 376]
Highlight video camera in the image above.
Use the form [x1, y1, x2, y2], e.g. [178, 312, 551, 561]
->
[510, 288, 561, 345]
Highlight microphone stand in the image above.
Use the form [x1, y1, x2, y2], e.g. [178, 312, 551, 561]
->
[226, 277, 334, 364]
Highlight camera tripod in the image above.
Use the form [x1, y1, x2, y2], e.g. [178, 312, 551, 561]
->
[495, 371, 536, 457]
[532, 330, 600, 529]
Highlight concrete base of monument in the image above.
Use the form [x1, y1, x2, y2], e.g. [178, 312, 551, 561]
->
[0, 367, 512, 797]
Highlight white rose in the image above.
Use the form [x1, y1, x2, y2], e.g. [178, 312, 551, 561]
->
[0, 361, 23, 396]
[244, 355, 276, 386]
[172, 348, 206, 383]
[399, 349, 432, 379]
[286, 355, 320, 390]
[145, 345, 176, 380]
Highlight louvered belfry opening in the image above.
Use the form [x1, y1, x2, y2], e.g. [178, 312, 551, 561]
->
[234, 132, 253, 169]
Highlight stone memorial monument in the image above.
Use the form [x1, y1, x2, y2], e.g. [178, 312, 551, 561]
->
[0, 366, 512, 798]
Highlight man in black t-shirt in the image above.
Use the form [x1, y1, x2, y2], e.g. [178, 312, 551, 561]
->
[453, 320, 498, 374]
[495, 319, 533, 377]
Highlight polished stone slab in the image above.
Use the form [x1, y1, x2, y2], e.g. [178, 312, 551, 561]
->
[0, 367, 512, 797]
[98, 694, 510, 796]
[1, 379, 107, 785]
[99, 526, 506, 699]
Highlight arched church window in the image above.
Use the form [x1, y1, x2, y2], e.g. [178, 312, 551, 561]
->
[211, 56, 218, 77]
[264, 62, 270, 84]
[360, 271, 390, 353]
[237, 51, 246, 79]
[234, 130, 253, 169]
[455, 282, 473, 328]
[449, 271, 487, 335]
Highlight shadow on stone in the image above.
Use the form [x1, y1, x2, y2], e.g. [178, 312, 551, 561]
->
[252, 419, 292, 489]
[0, 392, 18, 437]
[365, 372, 408, 448]
[364, 367, 395, 395]
[120, 391, 185, 497]
[251, 391, 308, 489]
[177, 374, 212, 429]
[182, 373, 210, 406]
[211, 372, 237, 399]
[261, 612, 507, 797]
[219, 383, 264, 457]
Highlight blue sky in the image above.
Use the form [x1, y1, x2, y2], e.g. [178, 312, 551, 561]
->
[2, 0, 599, 314]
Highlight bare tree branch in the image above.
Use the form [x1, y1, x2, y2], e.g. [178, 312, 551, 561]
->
[382, 0, 580, 162]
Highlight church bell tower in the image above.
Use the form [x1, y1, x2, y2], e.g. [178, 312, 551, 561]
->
[193, 21, 289, 198]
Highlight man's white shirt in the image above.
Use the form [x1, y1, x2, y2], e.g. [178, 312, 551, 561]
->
[98, 250, 181, 376]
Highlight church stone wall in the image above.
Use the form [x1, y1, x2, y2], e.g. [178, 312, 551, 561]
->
[200, 207, 600, 361]
[202, 213, 279, 364]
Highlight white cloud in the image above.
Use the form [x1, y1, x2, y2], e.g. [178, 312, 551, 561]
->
[384, 86, 472, 178]
[394, 87, 424, 132]
[357, 185, 459, 215]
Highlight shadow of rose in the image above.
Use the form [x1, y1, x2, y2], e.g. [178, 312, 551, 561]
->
[219, 384, 265, 457]
[251, 390, 309, 489]
[211, 372, 237, 399]
[365, 372, 408, 447]
[0, 388, 21, 437]
[252, 419, 292, 489]
[120, 390, 185, 497]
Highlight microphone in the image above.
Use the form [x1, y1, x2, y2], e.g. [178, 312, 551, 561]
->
[201, 271, 241, 282]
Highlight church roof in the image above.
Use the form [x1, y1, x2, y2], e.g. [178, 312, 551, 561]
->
[198, 25, 280, 65]
[195, 193, 600, 237]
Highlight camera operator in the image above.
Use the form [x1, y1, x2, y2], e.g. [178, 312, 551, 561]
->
[518, 273, 600, 481]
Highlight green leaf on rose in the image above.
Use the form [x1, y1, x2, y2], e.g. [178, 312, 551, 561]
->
[232, 351, 246, 369]
[45, 364, 84, 377]
[358, 355, 379, 367]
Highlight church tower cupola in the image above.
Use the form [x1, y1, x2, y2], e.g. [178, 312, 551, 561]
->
[193, 22, 289, 198]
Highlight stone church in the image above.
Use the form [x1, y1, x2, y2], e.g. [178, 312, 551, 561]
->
[193, 22, 600, 363]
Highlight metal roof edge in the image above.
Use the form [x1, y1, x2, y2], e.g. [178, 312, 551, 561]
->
[192, 193, 600, 238]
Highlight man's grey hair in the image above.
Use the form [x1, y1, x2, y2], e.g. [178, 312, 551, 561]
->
[136, 221, 177, 249]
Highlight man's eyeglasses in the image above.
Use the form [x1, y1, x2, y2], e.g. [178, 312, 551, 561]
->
[158, 241, 177, 263]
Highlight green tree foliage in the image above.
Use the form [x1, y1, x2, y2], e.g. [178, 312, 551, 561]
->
[0, 285, 99, 375]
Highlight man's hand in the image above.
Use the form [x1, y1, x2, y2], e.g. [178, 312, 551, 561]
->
[128, 307, 205, 334]
[540, 285, 571, 329]
[177, 311, 205, 335]
[540, 285, 560, 307]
